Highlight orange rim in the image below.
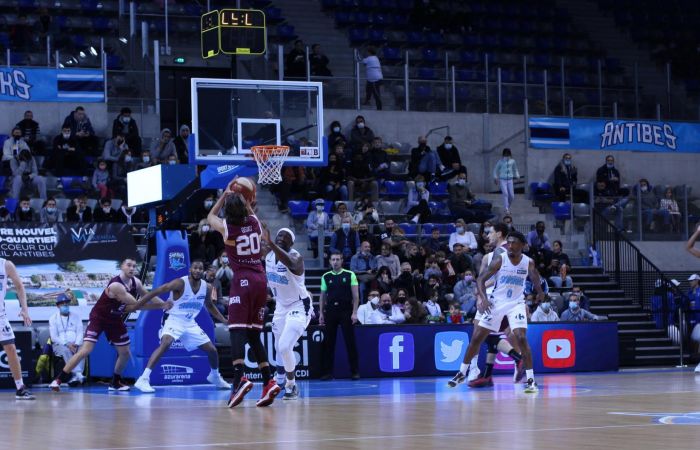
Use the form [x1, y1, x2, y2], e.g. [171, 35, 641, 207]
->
[251, 145, 290, 163]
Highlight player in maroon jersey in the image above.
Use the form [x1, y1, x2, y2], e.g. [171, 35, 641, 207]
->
[50, 258, 168, 392]
[207, 189, 280, 408]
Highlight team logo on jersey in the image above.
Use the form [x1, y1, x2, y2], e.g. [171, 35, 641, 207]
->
[168, 252, 186, 271]
[240, 279, 249, 287]
[229, 296, 241, 304]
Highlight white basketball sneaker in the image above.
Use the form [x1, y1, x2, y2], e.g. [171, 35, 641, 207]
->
[468, 365, 481, 382]
[695, 363, 700, 373]
[207, 372, 232, 389]
[134, 377, 155, 393]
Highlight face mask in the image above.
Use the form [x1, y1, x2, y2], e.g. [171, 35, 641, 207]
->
[416, 182, 425, 189]
[21, 207, 30, 212]
[569, 301, 579, 310]
[222, 257, 229, 264]
[316, 205, 324, 211]
[201, 225, 210, 233]
[444, 143, 452, 150]
[640, 185, 648, 191]
[102, 207, 111, 213]
[13, 135, 21, 141]
[457, 179, 466, 186]
[541, 303, 551, 312]
[168, 160, 177, 165]
[357, 122, 365, 129]
[333, 126, 340, 133]
[485, 227, 494, 233]
[125, 156, 132, 163]
[606, 163, 614, 169]
[204, 200, 214, 209]
[456, 226, 464, 233]
[370, 296, 379, 305]
[122, 116, 131, 123]
[142, 156, 150, 163]
[563, 159, 571, 166]
[62, 133, 70, 139]
[46, 207, 56, 214]
[464, 275, 473, 282]
[381, 303, 392, 311]
[60, 305, 70, 315]
[342, 223, 350, 232]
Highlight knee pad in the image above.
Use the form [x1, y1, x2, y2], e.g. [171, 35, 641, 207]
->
[246, 329, 268, 364]
[485, 334, 502, 353]
[228, 329, 248, 361]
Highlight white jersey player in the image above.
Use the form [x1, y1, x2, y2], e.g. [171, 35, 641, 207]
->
[263, 226, 311, 400]
[0, 258, 35, 399]
[448, 231, 544, 393]
[129, 260, 231, 393]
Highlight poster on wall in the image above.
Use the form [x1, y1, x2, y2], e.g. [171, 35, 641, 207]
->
[0, 223, 140, 321]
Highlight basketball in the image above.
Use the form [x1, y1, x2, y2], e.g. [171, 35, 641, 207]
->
[227, 177, 257, 204]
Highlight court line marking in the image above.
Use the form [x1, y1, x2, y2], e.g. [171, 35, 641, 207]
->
[78, 423, 667, 450]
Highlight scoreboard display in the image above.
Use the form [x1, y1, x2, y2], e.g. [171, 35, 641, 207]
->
[200, 9, 266, 58]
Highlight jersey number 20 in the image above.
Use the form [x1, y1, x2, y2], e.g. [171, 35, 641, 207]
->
[236, 232, 261, 256]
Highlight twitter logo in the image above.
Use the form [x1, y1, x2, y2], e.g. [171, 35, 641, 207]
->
[434, 332, 469, 371]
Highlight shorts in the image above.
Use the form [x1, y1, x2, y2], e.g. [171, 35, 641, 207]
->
[228, 270, 268, 330]
[272, 303, 312, 339]
[0, 316, 15, 345]
[476, 301, 528, 333]
[160, 316, 211, 352]
[84, 315, 130, 346]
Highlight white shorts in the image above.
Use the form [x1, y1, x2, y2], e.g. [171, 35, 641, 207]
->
[159, 316, 211, 352]
[476, 301, 528, 333]
[0, 316, 14, 344]
[271, 304, 311, 339]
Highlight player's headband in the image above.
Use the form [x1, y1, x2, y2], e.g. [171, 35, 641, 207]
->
[277, 228, 295, 243]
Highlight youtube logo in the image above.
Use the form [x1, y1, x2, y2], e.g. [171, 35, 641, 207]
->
[542, 330, 576, 368]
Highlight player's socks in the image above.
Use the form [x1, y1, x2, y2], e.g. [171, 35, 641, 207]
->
[483, 363, 494, 378]
[142, 368, 152, 380]
[508, 349, 522, 362]
[14, 379, 23, 390]
[525, 369, 534, 380]
[232, 364, 244, 390]
[56, 370, 71, 384]
[459, 363, 470, 375]
[260, 365, 272, 384]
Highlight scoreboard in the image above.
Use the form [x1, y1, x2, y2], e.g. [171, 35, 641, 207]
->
[200, 9, 266, 59]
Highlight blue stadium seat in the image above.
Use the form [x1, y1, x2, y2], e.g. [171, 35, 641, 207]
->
[436, 222, 456, 234]
[530, 182, 554, 205]
[398, 222, 417, 237]
[106, 54, 123, 70]
[406, 31, 425, 46]
[383, 180, 407, 198]
[288, 200, 309, 220]
[61, 177, 85, 196]
[265, 7, 283, 22]
[378, 0, 396, 10]
[0, 33, 9, 49]
[459, 50, 480, 65]
[428, 182, 448, 199]
[4, 197, 17, 214]
[354, 12, 371, 25]
[0, 176, 7, 195]
[422, 48, 439, 65]
[276, 24, 296, 40]
[482, 35, 499, 48]
[335, 11, 352, 26]
[463, 35, 481, 47]
[413, 83, 432, 100]
[390, 13, 409, 28]
[396, 0, 412, 10]
[416, 68, 437, 80]
[92, 17, 110, 31]
[426, 32, 444, 46]
[371, 13, 389, 26]
[382, 46, 402, 62]
[19, 0, 37, 9]
[368, 29, 386, 43]
[81, 0, 99, 12]
[9, 52, 26, 66]
[551, 202, 572, 221]
[348, 27, 368, 44]
[421, 222, 434, 234]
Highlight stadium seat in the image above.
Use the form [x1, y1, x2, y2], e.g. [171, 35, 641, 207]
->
[4, 197, 17, 214]
[111, 199, 123, 210]
[428, 182, 448, 199]
[288, 201, 309, 220]
[61, 177, 86, 196]
[348, 27, 368, 44]
[379, 201, 402, 215]
[551, 202, 572, 221]
[436, 223, 456, 234]
[389, 161, 408, 177]
[382, 46, 402, 63]
[29, 198, 45, 212]
[55, 198, 72, 213]
[530, 182, 554, 206]
[335, 11, 351, 26]
[398, 222, 417, 237]
[383, 180, 406, 198]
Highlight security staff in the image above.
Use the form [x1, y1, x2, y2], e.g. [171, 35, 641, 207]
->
[319, 252, 360, 380]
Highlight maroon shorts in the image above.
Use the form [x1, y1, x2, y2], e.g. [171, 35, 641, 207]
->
[84, 315, 130, 346]
[228, 269, 268, 330]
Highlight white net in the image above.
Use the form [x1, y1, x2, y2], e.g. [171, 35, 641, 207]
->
[251, 145, 290, 185]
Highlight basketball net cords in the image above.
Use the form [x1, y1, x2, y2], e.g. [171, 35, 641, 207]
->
[252, 146, 290, 185]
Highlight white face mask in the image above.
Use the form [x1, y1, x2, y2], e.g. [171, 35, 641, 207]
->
[444, 143, 452, 150]
[122, 116, 131, 123]
[102, 207, 111, 213]
[201, 225, 210, 233]
[416, 182, 425, 189]
[62, 133, 71, 139]
[168, 160, 177, 165]
[370, 296, 379, 305]
[124, 156, 132, 163]
[456, 226, 464, 234]
[222, 256, 229, 264]
[357, 122, 365, 129]
[333, 126, 340, 133]
[457, 179, 466, 186]
[316, 205, 324, 211]
[142, 156, 150, 163]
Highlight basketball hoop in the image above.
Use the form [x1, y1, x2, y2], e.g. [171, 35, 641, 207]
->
[251, 145, 290, 185]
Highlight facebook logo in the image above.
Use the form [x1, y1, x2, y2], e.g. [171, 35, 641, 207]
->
[378, 333, 414, 373]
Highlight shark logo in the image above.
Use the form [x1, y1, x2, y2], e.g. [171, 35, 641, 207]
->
[440, 339, 463, 363]
[609, 411, 700, 425]
[168, 251, 186, 271]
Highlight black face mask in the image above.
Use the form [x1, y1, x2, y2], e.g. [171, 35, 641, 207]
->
[382, 303, 392, 311]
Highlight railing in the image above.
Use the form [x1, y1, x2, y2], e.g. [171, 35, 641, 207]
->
[592, 208, 693, 365]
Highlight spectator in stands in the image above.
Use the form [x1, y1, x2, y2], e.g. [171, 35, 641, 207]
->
[637, 179, 665, 231]
[328, 121, 346, 149]
[548, 240, 573, 288]
[15, 111, 45, 166]
[10, 149, 46, 200]
[406, 175, 432, 223]
[49, 293, 85, 385]
[424, 289, 444, 323]
[561, 294, 601, 321]
[111, 150, 135, 197]
[503, 214, 514, 231]
[492, 148, 520, 215]
[307, 198, 332, 259]
[403, 297, 428, 324]
[369, 137, 390, 179]
[350, 241, 377, 300]
[448, 219, 477, 253]
[212, 251, 234, 297]
[447, 171, 485, 223]
[359, 46, 383, 110]
[596, 154, 623, 194]
[373, 266, 394, 296]
[330, 216, 360, 263]
[349, 115, 375, 150]
[3, 127, 30, 163]
[112, 107, 142, 154]
[422, 273, 449, 306]
[375, 219, 397, 248]
[594, 180, 627, 230]
[568, 286, 590, 311]
[395, 288, 409, 304]
[66, 195, 93, 222]
[368, 293, 405, 324]
[394, 262, 421, 298]
[166, 154, 178, 165]
[39, 197, 63, 224]
[402, 243, 425, 273]
[357, 289, 380, 324]
[272, 166, 306, 213]
[310, 43, 332, 76]
[151, 128, 177, 163]
[530, 298, 560, 322]
[445, 302, 465, 324]
[436, 136, 466, 180]
[375, 243, 401, 279]
[204, 265, 226, 317]
[332, 202, 353, 229]
[423, 227, 445, 252]
[285, 39, 307, 79]
[52, 125, 86, 176]
[347, 142, 379, 201]
[356, 221, 375, 249]
[527, 221, 552, 274]
[409, 136, 434, 180]
[92, 159, 111, 199]
[63, 106, 97, 155]
[173, 125, 190, 164]
[553, 153, 578, 202]
[103, 133, 130, 163]
[687, 274, 700, 349]
[452, 269, 478, 316]
[449, 243, 473, 276]
[353, 199, 380, 226]
[321, 153, 348, 201]
[14, 197, 34, 222]
[189, 220, 222, 263]
[660, 187, 682, 233]
[136, 150, 154, 169]
[93, 197, 119, 222]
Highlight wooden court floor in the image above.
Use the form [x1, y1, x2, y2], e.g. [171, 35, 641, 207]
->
[0, 369, 698, 450]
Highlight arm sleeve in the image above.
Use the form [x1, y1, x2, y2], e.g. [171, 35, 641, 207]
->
[492, 160, 500, 179]
[350, 271, 359, 286]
